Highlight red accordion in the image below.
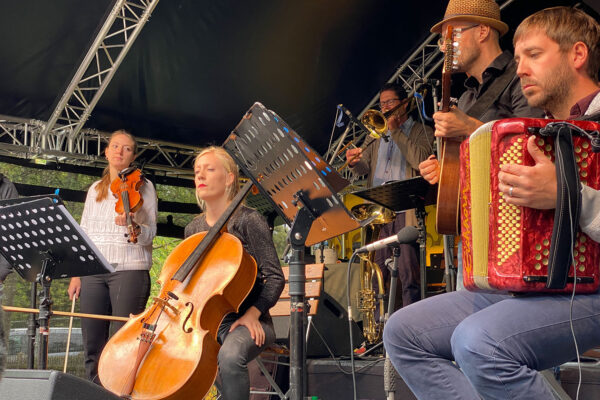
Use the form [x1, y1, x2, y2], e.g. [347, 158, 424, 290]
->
[460, 118, 600, 293]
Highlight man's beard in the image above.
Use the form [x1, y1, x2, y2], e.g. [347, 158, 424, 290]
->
[523, 59, 572, 114]
[455, 36, 479, 74]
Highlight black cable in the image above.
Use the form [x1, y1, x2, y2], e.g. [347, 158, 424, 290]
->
[346, 251, 360, 400]
[554, 130, 583, 400]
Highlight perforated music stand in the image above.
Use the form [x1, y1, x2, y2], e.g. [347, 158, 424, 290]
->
[0, 195, 114, 369]
[352, 177, 437, 300]
[224, 102, 360, 400]
[351, 177, 436, 213]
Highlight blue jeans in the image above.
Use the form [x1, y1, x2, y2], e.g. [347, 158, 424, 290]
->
[383, 290, 600, 399]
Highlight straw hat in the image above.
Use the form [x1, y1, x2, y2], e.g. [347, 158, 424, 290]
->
[431, 0, 509, 36]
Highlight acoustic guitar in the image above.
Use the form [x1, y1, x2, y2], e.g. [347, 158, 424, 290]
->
[435, 25, 461, 235]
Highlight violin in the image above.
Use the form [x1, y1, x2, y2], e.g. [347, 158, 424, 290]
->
[110, 167, 144, 243]
[98, 181, 257, 399]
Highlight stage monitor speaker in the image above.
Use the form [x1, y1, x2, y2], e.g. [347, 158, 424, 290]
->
[307, 358, 417, 400]
[0, 369, 120, 400]
[560, 362, 600, 400]
[272, 292, 364, 358]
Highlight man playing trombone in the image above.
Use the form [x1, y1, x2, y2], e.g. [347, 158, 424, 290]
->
[346, 83, 434, 308]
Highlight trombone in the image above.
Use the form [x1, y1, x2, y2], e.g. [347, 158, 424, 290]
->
[337, 103, 409, 171]
[361, 103, 401, 138]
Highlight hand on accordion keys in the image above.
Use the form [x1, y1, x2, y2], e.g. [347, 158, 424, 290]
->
[498, 135, 557, 210]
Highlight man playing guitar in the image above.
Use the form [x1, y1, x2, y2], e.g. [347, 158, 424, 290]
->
[385, 6, 600, 399]
[419, 0, 543, 288]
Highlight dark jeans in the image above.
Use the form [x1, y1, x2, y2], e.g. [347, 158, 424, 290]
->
[80, 270, 150, 383]
[216, 314, 276, 400]
[374, 212, 421, 309]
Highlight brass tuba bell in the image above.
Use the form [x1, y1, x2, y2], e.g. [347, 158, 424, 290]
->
[351, 202, 395, 225]
[351, 202, 395, 344]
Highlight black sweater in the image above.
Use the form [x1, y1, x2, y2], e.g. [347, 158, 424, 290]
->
[184, 206, 284, 319]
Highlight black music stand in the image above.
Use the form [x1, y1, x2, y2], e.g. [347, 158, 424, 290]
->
[352, 178, 436, 400]
[352, 177, 437, 300]
[224, 102, 360, 400]
[0, 195, 114, 370]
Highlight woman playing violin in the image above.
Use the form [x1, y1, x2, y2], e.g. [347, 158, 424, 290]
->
[184, 146, 284, 400]
[67, 130, 157, 383]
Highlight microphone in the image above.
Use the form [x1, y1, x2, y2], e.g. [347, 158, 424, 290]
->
[338, 104, 384, 141]
[337, 104, 355, 121]
[356, 226, 419, 253]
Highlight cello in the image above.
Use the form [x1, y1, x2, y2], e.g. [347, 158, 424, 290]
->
[98, 181, 257, 399]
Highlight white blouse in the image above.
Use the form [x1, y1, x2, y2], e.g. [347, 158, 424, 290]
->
[80, 179, 157, 271]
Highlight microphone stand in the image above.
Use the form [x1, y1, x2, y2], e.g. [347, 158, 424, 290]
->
[383, 245, 401, 400]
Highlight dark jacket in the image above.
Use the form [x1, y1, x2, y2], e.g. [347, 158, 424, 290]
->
[458, 51, 545, 122]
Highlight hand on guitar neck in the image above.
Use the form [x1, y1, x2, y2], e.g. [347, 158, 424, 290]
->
[419, 154, 441, 185]
[433, 106, 483, 139]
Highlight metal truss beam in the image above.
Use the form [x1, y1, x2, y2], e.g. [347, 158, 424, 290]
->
[0, 114, 199, 179]
[325, 0, 516, 177]
[41, 0, 160, 150]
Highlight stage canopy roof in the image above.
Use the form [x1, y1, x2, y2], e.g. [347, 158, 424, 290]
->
[0, 0, 594, 156]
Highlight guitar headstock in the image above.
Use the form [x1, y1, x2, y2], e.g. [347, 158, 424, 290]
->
[441, 25, 459, 112]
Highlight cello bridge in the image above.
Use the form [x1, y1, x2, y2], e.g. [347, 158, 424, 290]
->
[153, 296, 180, 315]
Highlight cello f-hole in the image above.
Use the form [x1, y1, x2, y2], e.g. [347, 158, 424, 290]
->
[182, 302, 194, 333]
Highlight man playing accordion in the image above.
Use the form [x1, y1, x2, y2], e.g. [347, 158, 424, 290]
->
[383, 7, 600, 400]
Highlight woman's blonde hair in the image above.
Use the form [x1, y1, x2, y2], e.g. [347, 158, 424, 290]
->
[194, 146, 239, 210]
[95, 130, 138, 202]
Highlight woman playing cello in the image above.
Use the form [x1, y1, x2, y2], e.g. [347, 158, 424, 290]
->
[68, 129, 158, 383]
[184, 146, 284, 400]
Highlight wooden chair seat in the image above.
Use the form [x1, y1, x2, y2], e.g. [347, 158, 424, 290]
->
[249, 263, 325, 399]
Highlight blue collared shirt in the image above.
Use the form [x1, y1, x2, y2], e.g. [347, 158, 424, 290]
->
[372, 117, 415, 187]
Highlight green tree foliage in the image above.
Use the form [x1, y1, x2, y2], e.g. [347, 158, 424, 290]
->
[148, 236, 181, 302]
[1, 160, 289, 379]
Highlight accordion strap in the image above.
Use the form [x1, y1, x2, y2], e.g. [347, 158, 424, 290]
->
[541, 124, 582, 289]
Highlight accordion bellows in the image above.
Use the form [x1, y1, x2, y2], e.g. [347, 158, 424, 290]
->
[460, 118, 600, 293]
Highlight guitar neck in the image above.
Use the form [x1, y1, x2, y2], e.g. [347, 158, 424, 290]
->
[435, 24, 461, 236]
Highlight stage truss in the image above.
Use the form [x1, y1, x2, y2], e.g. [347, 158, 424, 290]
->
[324, 0, 516, 175]
[0, 114, 198, 179]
